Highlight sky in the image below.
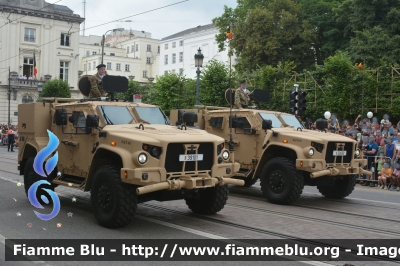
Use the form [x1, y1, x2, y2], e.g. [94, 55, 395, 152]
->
[55, 0, 238, 39]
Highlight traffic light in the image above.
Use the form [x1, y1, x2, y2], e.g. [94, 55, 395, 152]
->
[289, 90, 298, 114]
[297, 90, 307, 115]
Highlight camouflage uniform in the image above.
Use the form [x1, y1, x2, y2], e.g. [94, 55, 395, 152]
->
[88, 74, 107, 98]
[234, 87, 251, 109]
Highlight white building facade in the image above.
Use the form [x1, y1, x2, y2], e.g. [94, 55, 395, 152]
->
[79, 30, 160, 84]
[0, 0, 84, 124]
[159, 24, 231, 79]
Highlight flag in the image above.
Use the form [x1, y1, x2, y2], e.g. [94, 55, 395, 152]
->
[226, 25, 233, 40]
[33, 51, 37, 78]
[358, 62, 362, 69]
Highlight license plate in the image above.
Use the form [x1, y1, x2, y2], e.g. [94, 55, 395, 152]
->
[179, 154, 203, 161]
[333, 150, 347, 156]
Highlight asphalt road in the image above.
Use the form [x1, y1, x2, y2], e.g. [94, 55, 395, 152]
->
[0, 146, 398, 266]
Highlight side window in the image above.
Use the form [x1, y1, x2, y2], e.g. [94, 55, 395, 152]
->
[73, 111, 86, 128]
[210, 117, 224, 129]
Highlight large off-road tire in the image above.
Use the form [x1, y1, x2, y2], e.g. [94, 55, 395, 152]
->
[260, 157, 304, 204]
[91, 165, 138, 228]
[23, 157, 55, 198]
[242, 176, 259, 187]
[185, 185, 229, 214]
[317, 175, 357, 199]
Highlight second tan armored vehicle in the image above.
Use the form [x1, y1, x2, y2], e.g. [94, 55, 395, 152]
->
[17, 79, 242, 228]
[170, 106, 372, 204]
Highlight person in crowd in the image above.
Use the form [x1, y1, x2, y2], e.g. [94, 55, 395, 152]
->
[375, 152, 385, 188]
[7, 127, 15, 152]
[384, 137, 396, 162]
[390, 161, 400, 191]
[378, 162, 392, 189]
[362, 136, 378, 186]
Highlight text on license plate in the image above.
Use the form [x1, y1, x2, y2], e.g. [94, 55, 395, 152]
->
[333, 150, 347, 156]
[179, 154, 204, 161]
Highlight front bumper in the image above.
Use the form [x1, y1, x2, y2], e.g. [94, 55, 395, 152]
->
[296, 158, 372, 177]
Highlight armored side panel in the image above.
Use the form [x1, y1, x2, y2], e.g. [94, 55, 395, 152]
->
[18, 103, 52, 135]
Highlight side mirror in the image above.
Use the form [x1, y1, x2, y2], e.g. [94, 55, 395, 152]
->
[86, 114, 99, 128]
[262, 119, 272, 130]
[55, 109, 67, 126]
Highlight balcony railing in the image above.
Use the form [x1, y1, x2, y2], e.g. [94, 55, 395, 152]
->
[9, 78, 47, 88]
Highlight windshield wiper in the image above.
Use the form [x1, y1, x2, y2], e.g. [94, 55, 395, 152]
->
[160, 108, 170, 125]
[100, 106, 114, 125]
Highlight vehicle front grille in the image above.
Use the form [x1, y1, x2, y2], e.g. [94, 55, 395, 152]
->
[165, 143, 214, 173]
[325, 142, 353, 164]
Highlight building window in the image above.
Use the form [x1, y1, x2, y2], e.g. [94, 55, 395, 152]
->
[59, 61, 69, 81]
[172, 42, 176, 48]
[164, 55, 168, 65]
[116, 63, 121, 71]
[110, 53, 115, 56]
[23, 58, 34, 77]
[179, 68, 184, 74]
[135, 44, 138, 51]
[22, 95, 34, 103]
[146, 57, 151, 64]
[125, 64, 130, 71]
[147, 44, 151, 51]
[131, 45, 134, 53]
[126, 47, 129, 53]
[88, 63, 91, 70]
[60, 33, 70, 46]
[165, 43, 168, 50]
[171, 69, 176, 74]
[172, 53, 176, 64]
[106, 62, 111, 70]
[24, 28, 35, 42]
[86, 50, 90, 56]
[143, 70, 147, 78]
[179, 40, 184, 46]
[93, 61, 96, 68]
[179, 52, 183, 63]
[92, 51, 97, 55]
[84, 64, 87, 71]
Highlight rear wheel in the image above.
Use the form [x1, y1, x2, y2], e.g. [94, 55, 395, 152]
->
[185, 185, 229, 214]
[260, 157, 304, 204]
[317, 175, 357, 199]
[91, 165, 138, 228]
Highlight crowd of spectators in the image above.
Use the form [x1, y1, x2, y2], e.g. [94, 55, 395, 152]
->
[307, 114, 400, 191]
[0, 124, 18, 149]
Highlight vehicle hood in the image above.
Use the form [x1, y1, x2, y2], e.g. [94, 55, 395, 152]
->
[273, 128, 357, 143]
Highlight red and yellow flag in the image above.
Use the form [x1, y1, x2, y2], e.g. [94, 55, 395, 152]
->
[226, 26, 233, 40]
[33, 51, 37, 78]
[357, 62, 362, 69]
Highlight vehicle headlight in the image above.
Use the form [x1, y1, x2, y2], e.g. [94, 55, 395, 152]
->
[222, 150, 230, 160]
[150, 146, 161, 158]
[355, 149, 360, 158]
[138, 153, 148, 164]
[309, 148, 314, 157]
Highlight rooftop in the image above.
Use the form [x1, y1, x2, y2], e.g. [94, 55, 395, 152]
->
[162, 24, 215, 41]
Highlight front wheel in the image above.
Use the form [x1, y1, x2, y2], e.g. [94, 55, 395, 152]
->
[91, 165, 138, 228]
[185, 185, 229, 214]
[260, 157, 304, 204]
[23, 157, 55, 198]
[317, 175, 357, 199]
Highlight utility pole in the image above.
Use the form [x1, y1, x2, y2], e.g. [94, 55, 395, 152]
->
[8, 66, 11, 125]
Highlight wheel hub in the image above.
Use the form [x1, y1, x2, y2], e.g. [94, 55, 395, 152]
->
[268, 171, 285, 193]
[98, 183, 113, 212]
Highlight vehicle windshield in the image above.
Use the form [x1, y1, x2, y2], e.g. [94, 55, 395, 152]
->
[280, 114, 304, 128]
[98, 106, 134, 125]
[258, 113, 282, 128]
[135, 107, 170, 125]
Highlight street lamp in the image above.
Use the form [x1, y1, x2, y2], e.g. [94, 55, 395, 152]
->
[37, 82, 43, 101]
[194, 47, 204, 105]
[367, 111, 373, 123]
[101, 29, 122, 64]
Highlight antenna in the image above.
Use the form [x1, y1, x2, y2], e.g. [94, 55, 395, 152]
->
[82, 0, 86, 36]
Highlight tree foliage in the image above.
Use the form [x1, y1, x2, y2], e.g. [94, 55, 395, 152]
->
[40, 79, 71, 98]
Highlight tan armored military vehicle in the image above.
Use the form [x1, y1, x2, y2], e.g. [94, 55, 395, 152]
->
[170, 90, 371, 204]
[17, 76, 242, 228]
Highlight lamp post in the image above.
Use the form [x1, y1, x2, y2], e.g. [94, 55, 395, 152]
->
[37, 82, 43, 101]
[194, 47, 204, 106]
[101, 29, 122, 64]
[8, 66, 11, 125]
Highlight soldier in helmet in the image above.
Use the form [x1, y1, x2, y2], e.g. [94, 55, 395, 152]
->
[88, 64, 108, 98]
[234, 80, 252, 109]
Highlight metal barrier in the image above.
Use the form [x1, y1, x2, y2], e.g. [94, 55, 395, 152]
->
[358, 154, 396, 187]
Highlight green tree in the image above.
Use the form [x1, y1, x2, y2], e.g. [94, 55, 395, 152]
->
[200, 60, 232, 106]
[40, 79, 71, 98]
[152, 73, 196, 116]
